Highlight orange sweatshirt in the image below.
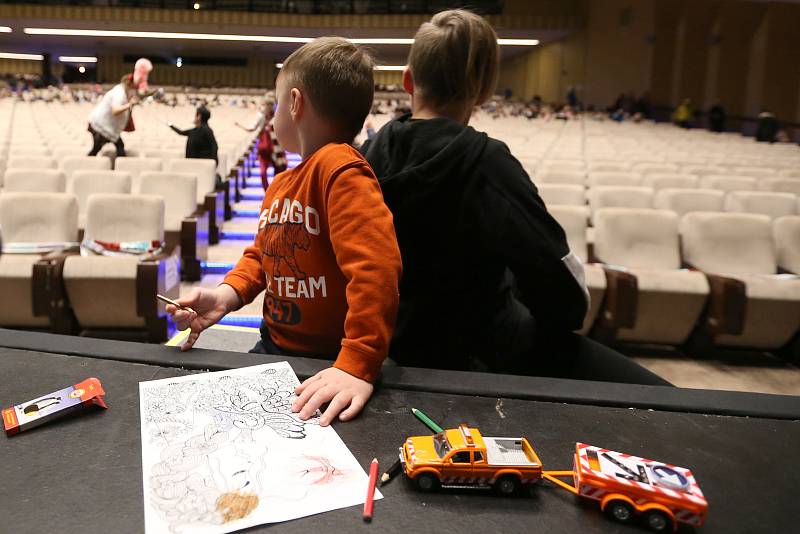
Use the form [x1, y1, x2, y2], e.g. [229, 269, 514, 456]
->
[223, 143, 402, 382]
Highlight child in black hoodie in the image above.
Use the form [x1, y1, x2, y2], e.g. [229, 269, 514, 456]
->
[362, 9, 668, 386]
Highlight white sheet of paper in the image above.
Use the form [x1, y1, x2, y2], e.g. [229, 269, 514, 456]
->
[139, 362, 382, 534]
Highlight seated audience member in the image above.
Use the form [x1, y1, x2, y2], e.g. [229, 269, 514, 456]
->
[756, 109, 780, 143]
[362, 9, 668, 386]
[166, 37, 403, 425]
[169, 106, 219, 163]
[672, 98, 693, 128]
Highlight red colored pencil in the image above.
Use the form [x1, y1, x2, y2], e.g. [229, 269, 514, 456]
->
[363, 458, 379, 522]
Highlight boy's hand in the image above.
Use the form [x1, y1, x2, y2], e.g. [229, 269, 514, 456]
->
[292, 367, 373, 426]
[166, 285, 240, 351]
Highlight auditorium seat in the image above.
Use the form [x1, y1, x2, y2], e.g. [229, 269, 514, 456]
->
[778, 169, 800, 179]
[8, 146, 49, 157]
[2, 169, 66, 193]
[115, 157, 163, 192]
[641, 173, 699, 190]
[700, 174, 758, 192]
[654, 188, 725, 216]
[53, 147, 92, 160]
[166, 158, 223, 243]
[593, 208, 709, 345]
[586, 161, 630, 173]
[588, 186, 654, 222]
[62, 194, 179, 342]
[7, 156, 57, 170]
[724, 191, 797, 220]
[537, 169, 586, 186]
[680, 212, 800, 351]
[760, 178, 800, 196]
[60, 156, 112, 176]
[548, 205, 605, 336]
[732, 166, 776, 178]
[0, 192, 78, 329]
[631, 162, 679, 175]
[145, 149, 183, 159]
[538, 184, 586, 206]
[682, 165, 728, 177]
[138, 171, 208, 281]
[587, 171, 642, 187]
[66, 170, 132, 229]
[774, 216, 800, 274]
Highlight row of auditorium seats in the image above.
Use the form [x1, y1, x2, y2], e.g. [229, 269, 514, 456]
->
[551, 206, 800, 361]
[0, 192, 179, 342]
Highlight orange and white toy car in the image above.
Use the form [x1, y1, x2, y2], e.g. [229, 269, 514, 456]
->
[542, 443, 709, 532]
[400, 424, 543, 495]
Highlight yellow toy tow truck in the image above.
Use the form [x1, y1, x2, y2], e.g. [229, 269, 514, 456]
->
[399, 423, 543, 495]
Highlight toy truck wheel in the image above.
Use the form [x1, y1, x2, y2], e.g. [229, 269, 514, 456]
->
[605, 500, 635, 524]
[643, 510, 672, 532]
[414, 473, 440, 492]
[493, 475, 521, 496]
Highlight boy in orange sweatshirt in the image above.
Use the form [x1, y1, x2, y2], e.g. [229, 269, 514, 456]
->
[167, 37, 402, 427]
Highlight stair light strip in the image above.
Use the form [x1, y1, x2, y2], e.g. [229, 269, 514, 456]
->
[24, 28, 537, 46]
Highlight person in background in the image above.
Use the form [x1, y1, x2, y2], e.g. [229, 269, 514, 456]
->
[672, 98, 693, 129]
[756, 108, 780, 143]
[87, 74, 140, 157]
[708, 103, 726, 133]
[236, 99, 287, 190]
[168, 106, 219, 163]
[362, 9, 668, 386]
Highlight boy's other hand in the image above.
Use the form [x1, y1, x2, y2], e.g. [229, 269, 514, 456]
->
[165, 285, 239, 351]
[292, 367, 373, 426]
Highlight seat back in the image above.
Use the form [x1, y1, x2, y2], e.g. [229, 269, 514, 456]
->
[641, 173, 699, 190]
[7, 156, 56, 170]
[586, 161, 630, 173]
[60, 156, 112, 176]
[654, 188, 724, 216]
[67, 171, 132, 226]
[774, 215, 800, 274]
[538, 184, 586, 206]
[53, 147, 90, 160]
[548, 205, 590, 262]
[631, 162, 680, 174]
[700, 174, 758, 192]
[760, 178, 800, 195]
[588, 186, 654, 219]
[115, 157, 163, 192]
[587, 171, 642, 187]
[724, 191, 797, 220]
[732, 166, 776, 178]
[3, 169, 66, 193]
[536, 169, 585, 186]
[138, 172, 197, 232]
[594, 208, 681, 270]
[0, 192, 78, 242]
[166, 158, 216, 202]
[778, 169, 800, 179]
[680, 212, 775, 274]
[84, 193, 164, 243]
[682, 165, 727, 177]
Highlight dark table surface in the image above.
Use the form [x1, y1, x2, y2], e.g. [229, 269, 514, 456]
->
[1, 330, 799, 534]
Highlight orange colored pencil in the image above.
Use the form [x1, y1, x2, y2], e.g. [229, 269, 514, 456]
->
[363, 458, 379, 522]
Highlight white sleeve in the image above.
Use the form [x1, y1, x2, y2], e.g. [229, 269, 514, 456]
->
[110, 85, 127, 107]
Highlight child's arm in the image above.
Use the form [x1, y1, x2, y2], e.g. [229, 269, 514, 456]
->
[293, 163, 402, 426]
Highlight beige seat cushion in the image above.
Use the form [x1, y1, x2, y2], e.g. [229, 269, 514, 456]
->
[60, 156, 112, 176]
[67, 171, 132, 229]
[680, 212, 775, 274]
[84, 193, 165, 243]
[52, 147, 91, 160]
[538, 184, 586, 207]
[760, 178, 800, 195]
[0, 192, 78, 242]
[166, 158, 217, 202]
[587, 171, 642, 187]
[641, 173, 699, 190]
[138, 172, 197, 232]
[594, 208, 681, 270]
[700, 174, 758, 192]
[724, 191, 797, 220]
[0, 254, 49, 326]
[548, 205, 590, 262]
[62, 255, 144, 328]
[654, 188, 724, 217]
[3, 169, 66, 193]
[8, 156, 56, 170]
[774, 216, 800, 274]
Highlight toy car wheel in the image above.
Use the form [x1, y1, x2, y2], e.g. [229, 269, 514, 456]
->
[494, 475, 521, 496]
[643, 510, 672, 532]
[414, 473, 440, 492]
[606, 500, 635, 524]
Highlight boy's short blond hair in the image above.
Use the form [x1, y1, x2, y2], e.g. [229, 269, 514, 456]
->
[408, 9, 499, 109]
[281, 36, 374, 140]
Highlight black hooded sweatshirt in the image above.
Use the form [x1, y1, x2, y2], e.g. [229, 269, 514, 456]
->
[362, 115, 588, 371]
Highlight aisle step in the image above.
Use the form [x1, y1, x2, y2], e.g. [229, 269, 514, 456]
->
[218, 315, 263, 328]
[200, 261, 235, 274]
[219, 231, 257, 240]
[233, 208, 260, 218]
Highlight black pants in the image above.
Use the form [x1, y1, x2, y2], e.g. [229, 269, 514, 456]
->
[88, 126, 125, 157]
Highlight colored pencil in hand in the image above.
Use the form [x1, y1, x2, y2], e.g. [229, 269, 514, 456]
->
[411, 407, 444, 433]
[363, 458, 379, 522]
[380, 458, 402, 486]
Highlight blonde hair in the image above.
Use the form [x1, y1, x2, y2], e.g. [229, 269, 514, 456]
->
[408, 9, 499, 109]
[281, 36, 374, 140]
